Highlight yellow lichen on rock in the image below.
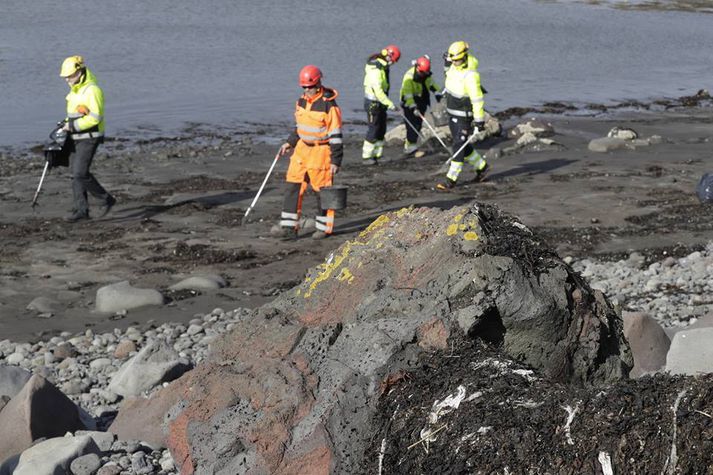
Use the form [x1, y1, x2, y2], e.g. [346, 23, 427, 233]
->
[463, 231, 479, 241]
[338, 267, 354, 283]
[446, 224, 459, 236]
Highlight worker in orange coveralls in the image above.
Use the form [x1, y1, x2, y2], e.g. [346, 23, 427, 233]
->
[275, 65, 343, 240]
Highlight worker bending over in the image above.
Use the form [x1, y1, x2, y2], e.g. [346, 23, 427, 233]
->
[400, 55, 442, 156]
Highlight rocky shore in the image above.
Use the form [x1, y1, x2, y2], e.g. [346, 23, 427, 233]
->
[1, 97, 713, 473]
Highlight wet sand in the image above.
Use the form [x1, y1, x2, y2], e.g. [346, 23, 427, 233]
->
[1, 104, 712, 342]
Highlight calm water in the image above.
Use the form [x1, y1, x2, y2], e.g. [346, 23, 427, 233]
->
[1, 0, 711, 148]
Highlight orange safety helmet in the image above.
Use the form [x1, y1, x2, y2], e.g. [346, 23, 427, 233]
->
[382, 44, 401, 64]
[415, 55, 431, 73]
[299, 65, 322, 87]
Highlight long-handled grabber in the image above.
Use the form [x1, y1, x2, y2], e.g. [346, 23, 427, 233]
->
[241, 150, 281, 225]
[442, 128, 481, 168]
[31, 161, 50, 209]
[416, 111, 450, 154]
[401, 111, 427, 143]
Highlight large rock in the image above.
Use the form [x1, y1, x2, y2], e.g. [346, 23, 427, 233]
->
[95, 280, 164, 313]
[622, 312, 670, 377]
[169, 274, 226, 291]
[507, 117, 555, 139]
[666, 328, 713, 375]
[588, 137, 633, 153]
[108, 340, 191, 398]
[0, 365, 32, 398]
[108, 386, 184, 448]
[0, 374, 87, 463]
[115, 203, 631, 474]
[0, 435, 100, 475]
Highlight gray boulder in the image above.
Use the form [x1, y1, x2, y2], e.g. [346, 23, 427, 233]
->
[623, 312, 670, 377]
[108, 340, 191, 397]
[588, 137, 632, 153]
[0, 374, 88, 463]
[0, 435, 100, 475]
[507, 117, 555, 139]
[169, 274, 226, 291]
[138, 202, 631, 474]
[0, 365, 32, 398]
[26, 296, 59, 314]
[95, 281, 164, 314]
[666, 328, 713, 375]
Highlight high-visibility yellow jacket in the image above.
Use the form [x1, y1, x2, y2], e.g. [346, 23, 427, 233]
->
[65, 68, 104, 138]
[444, 54, 484, 121]
[400, 66, 441, 108]
[363, 57, 394, 109]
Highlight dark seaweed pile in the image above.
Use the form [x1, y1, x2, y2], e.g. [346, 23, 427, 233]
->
[367, 338, 713, 474]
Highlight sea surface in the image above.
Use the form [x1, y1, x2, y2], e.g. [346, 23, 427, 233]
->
[1, 0, 712, 148]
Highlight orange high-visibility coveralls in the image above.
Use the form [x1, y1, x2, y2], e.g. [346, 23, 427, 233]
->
[280, 87, 343, 235]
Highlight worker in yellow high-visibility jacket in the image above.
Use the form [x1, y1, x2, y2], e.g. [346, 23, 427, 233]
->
[436, 41, 489, 191]
[59, 55, 116, 221]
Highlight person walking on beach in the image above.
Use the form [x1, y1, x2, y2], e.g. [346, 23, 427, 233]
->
[400, 55, 442, 157]
[59, 55, 116, 222]
[362, 45, 401, 165]
[275, 65, 343, 240]
[436, 41, 488, 191]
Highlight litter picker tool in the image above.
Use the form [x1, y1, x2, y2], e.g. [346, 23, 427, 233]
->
[443, 128, 481, 167]
[241, 149, 281, 225]
[416, 111, 450, 154]
[31, 122, 68, 209]
[31, 161, 50, 209]
[401, 111, 427, 143]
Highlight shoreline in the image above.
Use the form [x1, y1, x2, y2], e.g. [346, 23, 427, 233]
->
[1, 98, 712, 344]
[1, 90, 710, 161]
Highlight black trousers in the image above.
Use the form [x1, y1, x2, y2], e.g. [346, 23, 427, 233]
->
[283, 180, 327, 217]
[69, 138, 110, 215]
[448, 115, 474, 163]
[364, 99, 387, 143]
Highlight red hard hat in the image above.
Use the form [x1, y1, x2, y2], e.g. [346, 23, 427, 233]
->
[415, 55, 431, 73]
[299, 65, 322, 87]
[383, 44, 401, 63]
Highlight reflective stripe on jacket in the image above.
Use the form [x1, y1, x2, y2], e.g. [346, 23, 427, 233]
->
[363, 57, 394, 109]
[65, 68, 105, 138]
[444, 54, 484, 121]
[400, 66, 441, 108]
[286, 87, 343, 166]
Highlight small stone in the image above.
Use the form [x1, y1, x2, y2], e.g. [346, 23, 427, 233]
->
[6, 352, 25, 365]
[131, 451, 153, 474]
[113, 340, 136, 359]
[53, 343, 79, 360]
[97, 462, 122, 475]
[70, 453, 102, 475]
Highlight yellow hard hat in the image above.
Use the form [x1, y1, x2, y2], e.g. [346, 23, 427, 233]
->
[447, 41, 469, 61]
[59, 55, 85, 77]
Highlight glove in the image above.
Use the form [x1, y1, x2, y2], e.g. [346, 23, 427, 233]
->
[388, 104, 400, 113]
[434, 92, 443, 103]
[473, 121, 485, 132]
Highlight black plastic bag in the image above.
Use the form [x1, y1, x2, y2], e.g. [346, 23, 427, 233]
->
[696, 173, 713, 203]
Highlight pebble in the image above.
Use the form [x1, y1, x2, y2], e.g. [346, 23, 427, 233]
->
[69, 453, 102, 475]
[573, 243, 713, 329]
